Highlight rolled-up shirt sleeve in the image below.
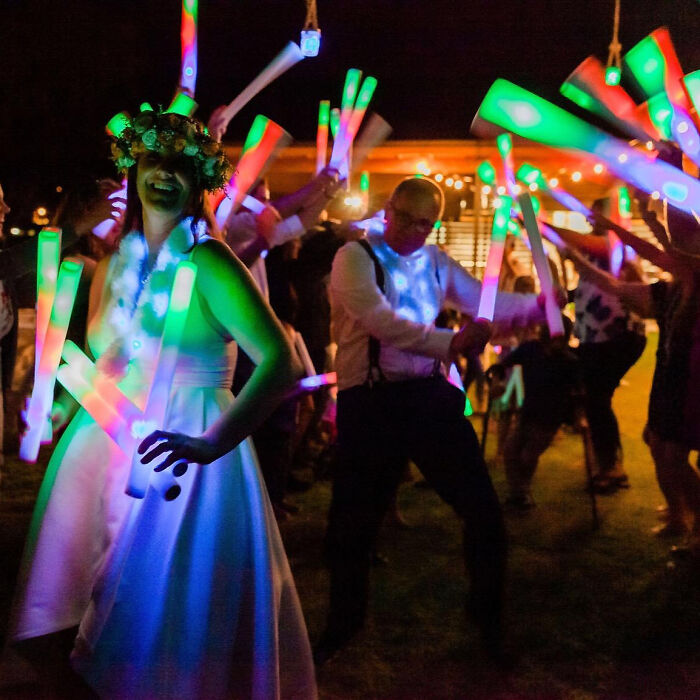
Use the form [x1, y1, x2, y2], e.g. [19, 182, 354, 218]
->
[331, 242, 454, 362]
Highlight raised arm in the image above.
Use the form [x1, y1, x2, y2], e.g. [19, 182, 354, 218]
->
[566, 246, 652, 317]
[589, 209, 679, 274]
[544, 223, 608, 260]
[139, 239, 302, 468]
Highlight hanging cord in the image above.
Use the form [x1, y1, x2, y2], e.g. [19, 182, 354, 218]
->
[607, 0, 621, 68]
[304, 0, 319, 30]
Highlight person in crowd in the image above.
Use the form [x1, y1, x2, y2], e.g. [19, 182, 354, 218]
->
[546, 200, 646, 493]
[314, 176, 558, 666]
[9, 105, 316, 699]
[489, 316, 581, 510]
[0, 183, 14, 476]
[563, 192, 700, 559]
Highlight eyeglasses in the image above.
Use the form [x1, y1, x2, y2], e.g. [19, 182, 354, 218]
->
[388, 203, 439, 231]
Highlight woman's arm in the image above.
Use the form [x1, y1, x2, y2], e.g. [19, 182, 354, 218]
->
[139, 239, 302, 468]
[545, 224, 608, 260]
[567, 246, 653, 317]
[590, 210, 679, 273]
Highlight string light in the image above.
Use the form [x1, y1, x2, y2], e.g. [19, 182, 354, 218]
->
[593, 163, 604, 174]
[605, 0, 622, 86]
[454, 179, 464, 190]
[496, 185, 506, 195]
[548, 177, 559, 187]
[434, 173, 444, 182]
[445, 177, 454, 187]
[571, 171, 582, 182]
[529, 182, 538, 192]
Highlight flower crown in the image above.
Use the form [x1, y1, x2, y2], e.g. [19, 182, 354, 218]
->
[106, 94, 231, 192]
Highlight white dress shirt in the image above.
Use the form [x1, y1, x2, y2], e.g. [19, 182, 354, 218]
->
[330, 233, 543, 391]
[223, 211, 304, 299]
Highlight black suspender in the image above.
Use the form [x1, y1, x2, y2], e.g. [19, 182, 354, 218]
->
[356, 239, 387, 386]
[356, 238, 443, 387]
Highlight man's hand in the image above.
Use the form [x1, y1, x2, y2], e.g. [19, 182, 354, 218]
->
[449, 318, 492, 358]
[255, 204, 282, 246]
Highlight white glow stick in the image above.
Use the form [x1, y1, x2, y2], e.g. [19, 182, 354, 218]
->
[219, 42, 304, 130]
[351, 114, 393, 172]
[294, 332, 317, 377]
[518, 193, 564, 336]
[477, 197, 512, 321]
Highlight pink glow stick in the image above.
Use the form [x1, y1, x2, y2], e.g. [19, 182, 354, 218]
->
[179, 0, 198, 96]
[214, 116, 292, 226]
[477, 196, 512, 321]
[93, 179, 127, 240]
[20, 259, 83, 462]
[298, 372, 337, 390]
[330, 74, 377, 170]
[518, 193, 564, 337]
[316, 100, 330, 175]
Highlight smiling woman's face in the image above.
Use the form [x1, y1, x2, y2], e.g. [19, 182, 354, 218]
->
[136, 152, 193, 219]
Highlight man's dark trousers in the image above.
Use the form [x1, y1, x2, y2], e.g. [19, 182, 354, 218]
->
[322, 375, 507, 644]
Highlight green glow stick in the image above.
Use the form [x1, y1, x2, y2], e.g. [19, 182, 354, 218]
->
[477, 160, 497, 185]
[330, 108, 340, 139]
[360, 170, 370, 193]
[644, 92, 674, 140]
[106, 112, 131, 138]
[35, 228, 61, 381]
[477, 196, 512, 321]
[166, 91, 198, 117]
[518, 193, 564, 337]
[683, 71, 700, 116]
[316, 100, 331, 174]
[473, 79, 700, 215]
[20, 260, 83, 462]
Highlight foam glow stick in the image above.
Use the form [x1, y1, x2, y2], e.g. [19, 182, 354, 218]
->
[561, 55, 657, 143]
[473, 79, 700, 215]
[477, 196, 512, 321]
[477, 160, 497, 186]
[214, 116, 292, 225]
[671, 107, 700, 167]
[638, 93, 674, 141]
[683, 71, 700, 119]
[316, 100, 330, 174]
[127, 261, 197, 498]
[623, 28, 690, 112]
[298, 371, 337, 390]
[518, 193, 564, 337]
[351, 113, 392, 172]
[330, 74, 377, 169]
[294, 332, 317, 377]
[20, 259, 83, 462]
[330, 108, 340, 139]
[35, 228, 61, 384]
[220, 42, 305, 127]
[329, 69, 362, 169]
[179, 0, 198, 95]
[57, 348, 181, 500]
[515, 163, 591, 217]
[166, 90, 198, 118]
[496, 134, 517, 197]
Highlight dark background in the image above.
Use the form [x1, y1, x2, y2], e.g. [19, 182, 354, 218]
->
[1, 0, 698, 221]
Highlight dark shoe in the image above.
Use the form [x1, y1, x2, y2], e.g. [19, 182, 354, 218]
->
[588, 474, 618, 495]
[503, 493, 536, 512]
[312, 627, 358, 667]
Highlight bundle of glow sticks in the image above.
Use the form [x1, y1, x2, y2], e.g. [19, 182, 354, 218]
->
[20, 230, 84, 462]
[57, 262, 198, 500]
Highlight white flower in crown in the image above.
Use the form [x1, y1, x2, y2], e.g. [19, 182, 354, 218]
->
[126, 234, 148, 259]
[152, 292, 169, 318]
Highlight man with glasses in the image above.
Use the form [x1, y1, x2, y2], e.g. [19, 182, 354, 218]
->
[314, 176, 550, 666]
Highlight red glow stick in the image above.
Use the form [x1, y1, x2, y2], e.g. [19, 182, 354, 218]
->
[179, 0, 198, 96]
[316, 100, 330, 174]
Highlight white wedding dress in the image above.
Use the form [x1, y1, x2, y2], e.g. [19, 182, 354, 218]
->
[10, 222, 317, 699]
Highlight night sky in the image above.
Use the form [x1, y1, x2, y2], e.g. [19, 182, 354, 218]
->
[2, 0, 699, 221]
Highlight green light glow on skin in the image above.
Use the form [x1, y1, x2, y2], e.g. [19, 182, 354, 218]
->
[477, 161, 496, 185]
[166, 91, 198, 117]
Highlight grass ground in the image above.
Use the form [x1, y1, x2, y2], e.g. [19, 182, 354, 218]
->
[2, 332, 700, 698]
